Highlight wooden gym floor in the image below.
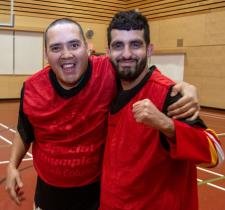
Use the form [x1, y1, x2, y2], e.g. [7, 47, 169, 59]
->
[0, 100, 224, 210]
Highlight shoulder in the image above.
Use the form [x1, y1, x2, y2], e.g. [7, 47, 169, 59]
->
[25, 66, 51, 84]
[23, 66, 52, 96]
[90, 55, 109, 63]
[150, 66, 175, 88]
[89, 55, 115, 78]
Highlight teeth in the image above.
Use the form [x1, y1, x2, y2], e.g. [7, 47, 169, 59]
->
[62, 63, 74, 68]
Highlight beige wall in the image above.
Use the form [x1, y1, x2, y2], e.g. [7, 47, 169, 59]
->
[150, 10, 225, 109]
[13, 15, 109, 53]
[1, 0, 225, 109]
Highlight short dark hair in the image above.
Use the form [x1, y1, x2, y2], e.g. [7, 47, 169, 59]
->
[107, 10, 150, 47]
[44, 18, 86, 48]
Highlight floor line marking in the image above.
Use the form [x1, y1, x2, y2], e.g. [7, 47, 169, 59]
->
[0, 123, 16, 133]
[0, 158, 33, 165]
[197, 178, 225, 191]
[0, 135, 32, 157]
[0, 135, 12, 145]
[197, 167, 224, 177]
[217, 133, 225, 137]
[198, 176, 225, 185]
[0, 123, 8, 129]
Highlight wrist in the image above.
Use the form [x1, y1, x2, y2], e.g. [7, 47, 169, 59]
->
[160, 117, 175, 139]
[8, 159, 19, 169]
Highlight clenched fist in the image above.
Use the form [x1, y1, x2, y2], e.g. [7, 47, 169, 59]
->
[132, 99, 175, 138]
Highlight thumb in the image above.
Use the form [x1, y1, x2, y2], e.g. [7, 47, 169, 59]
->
[170, 87, 179, 97]
[170, 83, 182, 97]
[16, 175, 23, 188]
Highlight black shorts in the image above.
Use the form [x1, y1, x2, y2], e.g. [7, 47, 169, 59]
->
[34, 176, 100, 210]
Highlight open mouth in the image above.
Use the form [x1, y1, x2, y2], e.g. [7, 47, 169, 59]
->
[61, 63, 76, 73]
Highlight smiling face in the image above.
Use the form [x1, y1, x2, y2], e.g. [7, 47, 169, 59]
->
[109, 29, 151, 83]
[45, 23, 88, 89]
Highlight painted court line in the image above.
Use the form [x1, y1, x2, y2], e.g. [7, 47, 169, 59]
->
[0, 135, 32, 157]
[217, 133, 225, 137]
[198, 176, 225, 186]
[0, 135, 12, 145]
[0, 123, 16, 133]
[0, 158, 33, 165]
[197, 167, 224, 177]
[197, 178, 225, 191]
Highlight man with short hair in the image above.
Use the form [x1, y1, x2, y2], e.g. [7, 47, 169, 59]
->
[100, 10, 224, 210]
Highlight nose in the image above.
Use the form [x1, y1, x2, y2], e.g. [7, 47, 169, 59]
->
[122, 45, 132, 59]
[61, 47, 73, 59]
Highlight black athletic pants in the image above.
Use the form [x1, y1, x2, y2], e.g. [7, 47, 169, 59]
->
[34, 176, 100, 210]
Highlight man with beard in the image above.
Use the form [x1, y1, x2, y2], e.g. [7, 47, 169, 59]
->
[6, 18, 201, 210]
[100, 10, 224, 210]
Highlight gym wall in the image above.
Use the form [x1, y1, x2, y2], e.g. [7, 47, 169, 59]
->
[0, 0, 225, 109]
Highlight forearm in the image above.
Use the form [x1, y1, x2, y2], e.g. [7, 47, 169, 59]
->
[157, 114, 175, 139]
[9, 133, 30, 169]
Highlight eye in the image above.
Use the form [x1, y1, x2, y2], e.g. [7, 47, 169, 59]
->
[50, 45, 61, 52]
[130, 41, 143, 49]
[111, 42, 124, 50]
[70, 42, 80, 49]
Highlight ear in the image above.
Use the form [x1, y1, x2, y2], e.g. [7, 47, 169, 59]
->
[44, 49, 48, 60]
[147, 43, 153, 57]
[106, 48, 110, 56]
[44, 49, 49, 65]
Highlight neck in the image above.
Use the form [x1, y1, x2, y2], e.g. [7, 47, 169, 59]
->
[121, 66, 149, 90]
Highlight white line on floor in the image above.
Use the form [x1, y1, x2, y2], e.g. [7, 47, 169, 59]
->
[0, 135, 32, 157]
[0, 158, 33, 165]
[197, 167, 224, 177]
[197, 178, 225, 191]
[0, 123, 16, 133]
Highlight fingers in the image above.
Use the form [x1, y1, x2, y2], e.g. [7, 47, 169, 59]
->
[5, 171, 24, 205]
[16, 175, 23, 188]
[169, 81, 200, 120]
[132, 99, 151, 123]
[167, 95, 199, 119]
[186, 110, 200, 121]
[133, 100, 146, 122]
[15, 186, 25, 203]
[6, 184, 21, 205]
[168, 102, 200, 120]
[167, 95, 192, 111]
[133, 99, 150, 109]
[133, 99, 148, 114]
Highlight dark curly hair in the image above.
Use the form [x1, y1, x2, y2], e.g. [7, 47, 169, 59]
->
[107, 10, 150, 47]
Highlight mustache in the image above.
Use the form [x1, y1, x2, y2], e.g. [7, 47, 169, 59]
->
[116, 58, 138, 63]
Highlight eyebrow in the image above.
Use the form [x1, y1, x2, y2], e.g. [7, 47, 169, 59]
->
[111, 39, 144, 45]
[49, 39, 81, 48]
[68, 39, 81, 44]
[111, 40, 123, 45]
[49, 43, 61, 48]
[130, 39, 144, 44]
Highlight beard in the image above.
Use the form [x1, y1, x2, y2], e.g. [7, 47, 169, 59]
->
[111, 56, 147, 81]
